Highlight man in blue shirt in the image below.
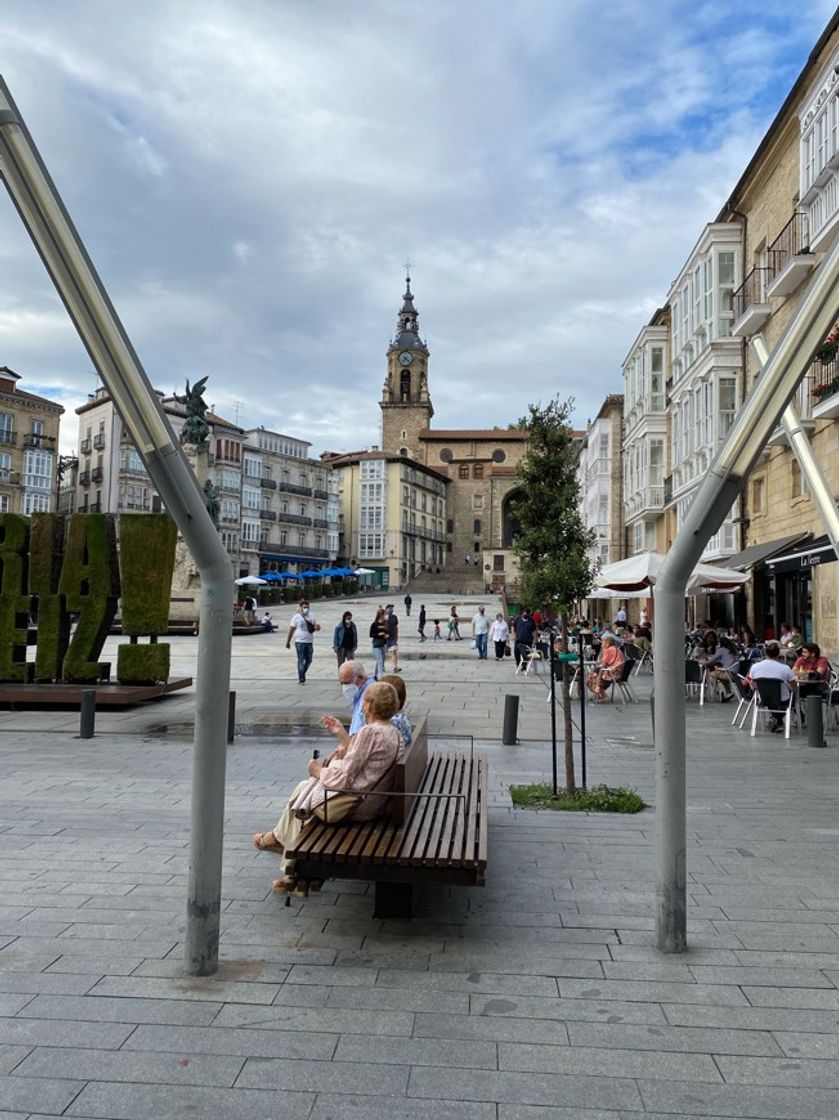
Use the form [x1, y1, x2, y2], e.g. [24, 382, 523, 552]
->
[334, 659, 372, 735]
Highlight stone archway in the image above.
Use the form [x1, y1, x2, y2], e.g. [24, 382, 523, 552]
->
[501, 489, 524, 548]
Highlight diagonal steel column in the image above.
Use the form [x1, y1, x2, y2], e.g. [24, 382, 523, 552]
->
[751, 334, 839, 560]
[0, 78, 233, 975]
[654, 235, 839, 952]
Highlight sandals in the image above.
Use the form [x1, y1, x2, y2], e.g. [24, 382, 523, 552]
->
[253, 831, 283, 852]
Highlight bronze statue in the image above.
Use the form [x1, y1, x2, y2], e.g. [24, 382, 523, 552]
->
[174, 377, 210, 448]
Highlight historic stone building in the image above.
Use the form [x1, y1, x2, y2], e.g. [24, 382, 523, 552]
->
[578, 394, 624, 570]
[376, 276, 531, 589]
[0, 366, 63, 515]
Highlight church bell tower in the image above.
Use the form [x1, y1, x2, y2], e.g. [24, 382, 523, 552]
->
[380, 273, 433, 461]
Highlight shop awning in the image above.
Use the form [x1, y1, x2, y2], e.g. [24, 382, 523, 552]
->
[725, 532, 811, 571]
[766, 534, 838, 575]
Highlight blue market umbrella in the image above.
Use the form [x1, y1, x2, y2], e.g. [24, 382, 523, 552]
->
[260, 572, 284, 582]
[277, 570, 301, 580]
[299, 569, 323, 578]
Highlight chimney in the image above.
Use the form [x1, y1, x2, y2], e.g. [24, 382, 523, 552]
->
[371, 444, 379, 452]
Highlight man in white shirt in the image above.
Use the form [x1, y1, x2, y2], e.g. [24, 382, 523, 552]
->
[471, 605, 490, 660]
[748, 642, 796, 732]
[615, 606, 627, 626]
[285, 599, 321, 684]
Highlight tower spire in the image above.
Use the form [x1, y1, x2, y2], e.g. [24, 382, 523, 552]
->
[394, 268, 427, 351]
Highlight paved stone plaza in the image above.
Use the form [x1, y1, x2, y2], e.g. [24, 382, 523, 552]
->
[2, 594, 839, 1118]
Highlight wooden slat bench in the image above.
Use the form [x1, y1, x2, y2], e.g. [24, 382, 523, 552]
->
[283, 716, 488, 919]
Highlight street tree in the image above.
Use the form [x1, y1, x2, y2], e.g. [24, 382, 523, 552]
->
[513, 396, 596, 793]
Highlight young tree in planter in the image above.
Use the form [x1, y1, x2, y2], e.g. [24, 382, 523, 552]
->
[513, 396, 595, 794]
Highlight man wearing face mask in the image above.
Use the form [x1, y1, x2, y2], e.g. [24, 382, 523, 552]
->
[286, 599, 321, 684]
[332, 659, 372, 736]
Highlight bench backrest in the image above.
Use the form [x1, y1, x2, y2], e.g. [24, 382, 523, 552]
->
[390, 714, 428, 827]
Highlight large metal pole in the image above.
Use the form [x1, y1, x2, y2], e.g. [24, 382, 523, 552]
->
[751, 334, 839, 560]
[654, 236, 839, 952]
[0, 80, 233, 975]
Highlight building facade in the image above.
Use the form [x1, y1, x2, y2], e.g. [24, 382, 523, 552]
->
[0, 366, 63, 516]
[622, 312, 669, 556]
[578, 394, 624, 568]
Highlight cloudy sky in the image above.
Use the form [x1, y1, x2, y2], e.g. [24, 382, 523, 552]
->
[0, 1, 835, 455]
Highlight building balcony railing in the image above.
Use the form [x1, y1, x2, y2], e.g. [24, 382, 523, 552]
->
[585, 457, 610, 481]
[24, 433, 55, 449]
[0, 470, 20, 486]
[261, 509, 277, 521]
[312, 517, 329, 529]
[80, 437, 91, 454]
[79, 470, 91, 487]
[313, 488, 329, 500]
[260, 477, 277, 490]
[810, 355, 839, 419]
[277, 511, 312, 527]
[215, 480, 240, 495]
[732, 267, 771, 337]
[220, 513, 239, 525]
[278, 481, 312, 496]
[91, 467, 103, 482]
[767, 211, 814, 298]
[663, 473, 673, 506]
[625, 483, 665, 518]
[93, 432, 106, 450]
[87, 501, 101, 513]
[259, 543, 330, 558]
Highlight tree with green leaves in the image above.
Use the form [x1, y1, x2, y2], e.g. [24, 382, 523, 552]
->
[512, 396, 596, 793]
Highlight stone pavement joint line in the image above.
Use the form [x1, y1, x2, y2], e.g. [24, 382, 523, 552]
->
[1, 594, 839, 1117]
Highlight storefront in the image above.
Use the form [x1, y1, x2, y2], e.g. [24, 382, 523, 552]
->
[725, 533, 810, 640]
[766, 535, 838, 642]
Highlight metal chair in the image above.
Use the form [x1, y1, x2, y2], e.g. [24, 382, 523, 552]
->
[684, 659, 707, 704]
[729, 673, 755, 729]
[750, 677, 796, 739]
[607, 657, 638, 704]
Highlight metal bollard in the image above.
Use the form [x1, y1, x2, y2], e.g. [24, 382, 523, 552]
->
[227, 691, 237, 744]
[806, 693, 826, 748]
[502, 694, 519, 745]
[79, 689, 96, 739]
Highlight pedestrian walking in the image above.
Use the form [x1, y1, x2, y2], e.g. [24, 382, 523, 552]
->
[449, 605, 462, 641]
[370, 607, 388, 680]
[285, 599, 320, 684]
[432, 619, 442, 641]
[404, 593, 412, 617]
[490, 612, 509, 660]
[471, 605, 489, 659]
[386, 604, 400, 672]
[332, 610, 358, 667]
[418, 604, 427, 641]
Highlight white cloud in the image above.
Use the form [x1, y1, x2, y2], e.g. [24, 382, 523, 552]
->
[0, 0, 832, 455]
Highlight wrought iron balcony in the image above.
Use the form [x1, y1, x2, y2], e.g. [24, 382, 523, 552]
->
[91, 467, 103, 482]
[732, 268, 771, 336]
[278, 481, 312, 496]
[277, 511, 312, 527]
[312, 517, 329, 529]
[80, 437, 91, 454]
[258, 543, 330, 558]
[79, 470, 91, 487]
[767, 212, 814, 298]
[261, 509, 277, 521]
[24, 433, 55, 449]
[313, 488, 329, 500]
[260, 477, 277, 490]
[0, 470, 19, 486]
[93, 432, 106, 450]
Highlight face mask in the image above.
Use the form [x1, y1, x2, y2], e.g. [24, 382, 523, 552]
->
[342, 683, 359, 703]
[301, 608, 309, 616]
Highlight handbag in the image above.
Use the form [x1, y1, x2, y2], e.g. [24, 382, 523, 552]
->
[504, 644, 512, 657]
[312, 791, 362, 823]
[305, 619, 316, 634]
[470, 639, 477, 649]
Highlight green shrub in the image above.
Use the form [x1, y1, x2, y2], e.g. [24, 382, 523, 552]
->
[117, 641, 170, 684]
[509, 782, 646, 813]
[0, 514, 31, 682]
[118, 514, 177, 634]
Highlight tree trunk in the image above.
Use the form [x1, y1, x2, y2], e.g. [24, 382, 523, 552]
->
[560, 613, 576, 794]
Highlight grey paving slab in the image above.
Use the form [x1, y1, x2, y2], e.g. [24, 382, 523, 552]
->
[0, 1074, 82, 1116]
[335, 1034, 497, 1069]
[213, 1003, 415, 1035]
[16, 994, 221, 1026]
[498, 1108, 622, 1120]
[123, 1023, 338, 1060]
[691, 965, 835, 988]
[407, 1066, 644, 1110]
[415, 1010, 569, 1045]
[326, 985, 469, 1014]
[237, 1055, 408, 1095]
[87, 974, 283, 1005]
[556, 978, 749, 1006]
[499, 1040, 720, 1081]
[0, 1018, 134, 1050]
[64, 1080, 314, 1119]
[567, 1020, 783, 1056]
[0, 973, 100, 997]
[0, 1046, 29, 1075]
[375, 968, 559, 997]
[466, 992, 667, 1025]
[637, 1078, 839, 1119]
[715, 1053, 839, 1088]
[13, 1045, 245, 1087]
[310, 1093, 496, 1119]
[0, 999, 31, 1018]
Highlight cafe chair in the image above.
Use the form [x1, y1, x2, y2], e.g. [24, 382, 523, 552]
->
[750, 678, 797, 739]
[729, 673, 755, 729]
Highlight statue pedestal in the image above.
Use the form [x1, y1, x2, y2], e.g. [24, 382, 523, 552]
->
[169, 444, 210, 623]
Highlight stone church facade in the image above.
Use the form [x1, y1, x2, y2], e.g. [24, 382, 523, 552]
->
[379, 276, 529, 589]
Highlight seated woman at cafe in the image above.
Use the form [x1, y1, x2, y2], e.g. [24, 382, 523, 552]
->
[586, 635, 626, 701]
[692, 629, 718, 661]
[704, 636, 740, 701]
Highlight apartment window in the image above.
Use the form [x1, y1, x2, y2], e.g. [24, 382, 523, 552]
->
[650, 347, 664, 410]
[23, 450, 52, 490]
[717, 252, 735, 337]
[718, 378, 736, 441]
[650, 438, 664, 486]
[752, 477, 765, 514]
[458, 465, 469, 479]
[242, 486, 261, 510]
[446, 518, 454, 533]
[473, 464, 484, 479]
[0, 495, 8, 512]
[473, 519, 482, 535]
[23, 493, 50, 514]
[31, 419, 45, 436]
[791, 459, 808, 499]
[473, 494, 483, 509]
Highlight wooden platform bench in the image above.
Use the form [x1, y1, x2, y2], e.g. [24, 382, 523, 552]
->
[283, 716, 488, 919]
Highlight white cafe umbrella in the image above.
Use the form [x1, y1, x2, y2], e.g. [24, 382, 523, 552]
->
[234, 575, 268, 587]
[353, 568, 376, 575]
[597, 552, 748, 594]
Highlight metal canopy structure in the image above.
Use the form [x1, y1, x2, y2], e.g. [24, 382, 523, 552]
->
[0, 78, 233, 975]
[653, 232, 839, 953]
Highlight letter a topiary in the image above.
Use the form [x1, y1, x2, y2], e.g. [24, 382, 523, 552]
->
[117, 514, 177, 684]
[59, 514, 120, 683]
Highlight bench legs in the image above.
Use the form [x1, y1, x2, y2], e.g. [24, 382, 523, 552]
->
[374, 881, 414, 920]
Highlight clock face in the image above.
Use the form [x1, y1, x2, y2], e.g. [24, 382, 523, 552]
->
[398, 351, 413, 366]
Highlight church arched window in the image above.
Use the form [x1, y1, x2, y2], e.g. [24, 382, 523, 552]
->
[400, 369, 411, 401]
